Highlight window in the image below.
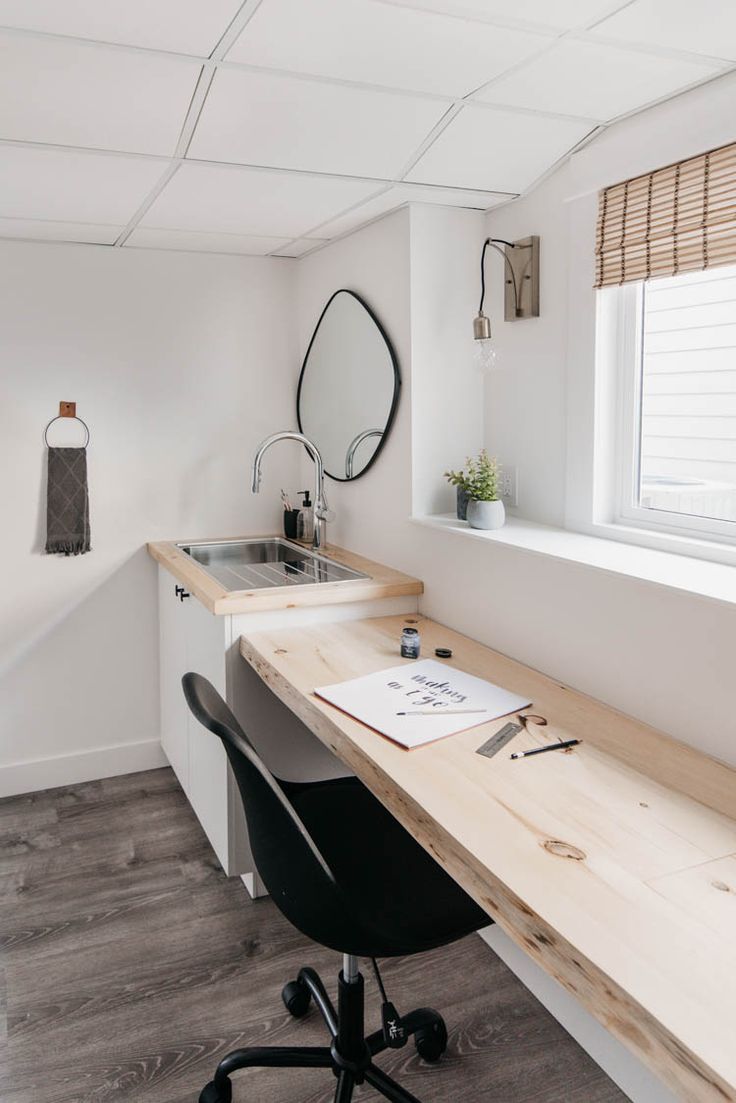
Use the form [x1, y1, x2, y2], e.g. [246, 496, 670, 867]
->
[593, 140, 736, 552]
[613, 265, 736, 543]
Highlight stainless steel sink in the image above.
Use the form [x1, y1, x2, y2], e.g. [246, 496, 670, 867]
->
[177, 537, 368, 592]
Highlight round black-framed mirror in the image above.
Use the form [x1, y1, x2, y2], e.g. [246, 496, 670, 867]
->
[296, 289, 400, 482]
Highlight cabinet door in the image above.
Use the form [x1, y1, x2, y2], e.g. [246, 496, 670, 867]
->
[185, 596, 230, 871]
[157, 568, 253, 880]
[158, 569, 189, 792]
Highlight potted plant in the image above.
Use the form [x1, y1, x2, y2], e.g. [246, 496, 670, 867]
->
[445, 450, 505, 530]
[443, 464, 473, 520]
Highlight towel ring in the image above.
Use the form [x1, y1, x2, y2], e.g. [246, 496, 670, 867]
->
[44, 414, 90, 449]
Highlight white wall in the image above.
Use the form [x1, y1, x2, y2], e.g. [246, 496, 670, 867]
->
[295, 201, 682, 1103]
[481, 165, 572, 526]
[297, 187, 735, 770]
[410, 204, 486, 518]
[0, 240, 296, 795]
[296, 204, 488, 550]
[296, 207, 413, 565]
[293, 81, 736, 1100]
[298, 211, 685, 1103]
[480, 80, 736, 768]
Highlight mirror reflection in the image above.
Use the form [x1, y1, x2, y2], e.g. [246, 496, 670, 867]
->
[297, 290, 400, 481]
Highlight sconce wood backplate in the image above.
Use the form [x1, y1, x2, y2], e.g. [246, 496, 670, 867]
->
[504, 235, 539, 321]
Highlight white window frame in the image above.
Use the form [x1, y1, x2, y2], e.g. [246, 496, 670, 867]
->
[602, 278, 736, 548]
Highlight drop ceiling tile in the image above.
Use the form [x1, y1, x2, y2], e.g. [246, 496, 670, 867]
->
[0, 33, 200, 154]
[314, 183, 510, 237]
[373, 0, 621, 32]
[406, 105, 593, 192]
[125, 228, 294, 255]
[0, 217, 121, 244]
[0, 145, 166, 222]
[272, 239, 328, 257]
[0, 1, 242, 54]
[476, 39, 720, 121]
[140, 162, 381, 238]
[187, 68, 445, 178]
[593, 0, 736, 61]
[227, 0, 549, 98]
[304, 188, 396, 237]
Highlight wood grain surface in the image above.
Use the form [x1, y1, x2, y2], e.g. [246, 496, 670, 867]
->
[1, 769, 626, 1102]
[238, 613, 736, 1102]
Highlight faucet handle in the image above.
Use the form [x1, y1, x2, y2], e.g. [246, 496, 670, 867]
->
[315, 502, 336, 522]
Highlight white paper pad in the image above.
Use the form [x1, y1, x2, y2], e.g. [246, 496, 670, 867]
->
[315, 659, 531, 749]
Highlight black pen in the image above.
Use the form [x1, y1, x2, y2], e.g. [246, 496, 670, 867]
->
[510, 739, 581, 760]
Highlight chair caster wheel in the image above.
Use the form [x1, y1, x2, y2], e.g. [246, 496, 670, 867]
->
[415, 1012, 448, 1063]
[199, 1079, 232, 1103]
[282, 978, 311, 1018]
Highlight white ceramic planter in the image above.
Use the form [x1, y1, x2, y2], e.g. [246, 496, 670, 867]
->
[466, 498, 505, 530]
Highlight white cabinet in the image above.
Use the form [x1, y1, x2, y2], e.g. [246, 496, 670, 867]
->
[157, 564, 419, 890]
[158, 568, 191, 793]
[157, 569, 244, 877]
[183, 594, 232, 872]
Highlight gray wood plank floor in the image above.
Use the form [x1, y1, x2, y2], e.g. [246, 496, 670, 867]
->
[0, 768, 628, 1103]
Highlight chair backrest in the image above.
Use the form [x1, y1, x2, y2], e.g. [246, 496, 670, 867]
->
[182, 672, 351, 949]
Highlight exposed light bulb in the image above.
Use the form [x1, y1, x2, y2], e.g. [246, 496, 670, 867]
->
[472, 310, 498, 371]
[473, 337, 498, 373]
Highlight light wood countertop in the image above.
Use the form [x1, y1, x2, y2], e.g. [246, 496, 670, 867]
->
[239, 613, 736, 1103]
[147, 537, 422, 615]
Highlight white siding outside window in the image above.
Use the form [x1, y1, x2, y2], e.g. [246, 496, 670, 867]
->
[614, 265, 736, 544]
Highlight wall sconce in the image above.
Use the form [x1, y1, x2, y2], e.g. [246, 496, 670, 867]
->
[473, 235, 539, 370]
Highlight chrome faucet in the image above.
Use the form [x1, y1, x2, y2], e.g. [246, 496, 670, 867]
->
[251, 431, 330, 551]
[345, 428, 383, 478]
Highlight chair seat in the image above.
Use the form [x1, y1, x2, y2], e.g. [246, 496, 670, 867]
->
[281, 775, 490, 958]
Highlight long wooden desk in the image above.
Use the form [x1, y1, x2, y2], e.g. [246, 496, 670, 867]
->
[239, 614, 736, 1103]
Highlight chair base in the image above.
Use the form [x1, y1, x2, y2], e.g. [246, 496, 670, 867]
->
[199, 964, 447, 1103]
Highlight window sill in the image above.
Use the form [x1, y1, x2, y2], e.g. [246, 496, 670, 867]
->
[411, 514, 736, 607]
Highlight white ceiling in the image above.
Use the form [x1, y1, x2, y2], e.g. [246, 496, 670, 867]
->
[0, 0, 732, 259]
[187, 68, 446, 178]
[138, 162, 382, 238]
[224, 0, 550, 96]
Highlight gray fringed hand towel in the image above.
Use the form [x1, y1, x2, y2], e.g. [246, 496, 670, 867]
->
[45, 446, 91, 555]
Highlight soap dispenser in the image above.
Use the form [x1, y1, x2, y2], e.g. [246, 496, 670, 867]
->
[296, 490, 314, 544]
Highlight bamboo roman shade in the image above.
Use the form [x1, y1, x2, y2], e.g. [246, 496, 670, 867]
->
[595, 141, 736, 288]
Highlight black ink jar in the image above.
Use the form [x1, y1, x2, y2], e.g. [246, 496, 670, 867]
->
[400, 627, 420, 659]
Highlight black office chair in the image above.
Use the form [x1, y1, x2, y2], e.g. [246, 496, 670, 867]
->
[183, 672, 490, 1103]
